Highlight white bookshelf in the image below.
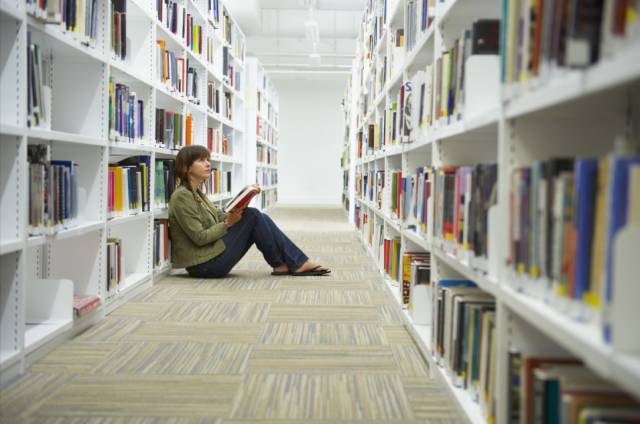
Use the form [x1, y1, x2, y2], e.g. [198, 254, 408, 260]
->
[245, 57, 279, 212]
[346, 0, 640, 422]
[0, 0, 250, 386]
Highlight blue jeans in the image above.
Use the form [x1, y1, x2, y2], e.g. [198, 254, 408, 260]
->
[186, 207, 308, 278]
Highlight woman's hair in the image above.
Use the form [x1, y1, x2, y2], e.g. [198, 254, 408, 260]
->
[174, 145, 210, 191]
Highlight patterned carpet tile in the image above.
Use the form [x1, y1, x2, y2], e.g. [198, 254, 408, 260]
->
[267, 305, 379, 322]
[402, 377, 464, 421]
[129, 286, 184, 303]
[229, 374, 415, 421]
[75, 318, 143, 343]
[277, 280, 372, 290]
[276, 289, 372, 306]
[28, 342, 117, 375]
[259, 323, 388, 345]
[29, 418, 222, 424]
[376, 304, 406, 324]
[383, 325, 417, 345]
[108, 303, 173, 320]
[36, 375, 241, 417]
[164, 289, 280, 303]
[158, 303, 271, 323]
[391, 345, 430, 376]
[223, 421, 427, 424]
[128, 322, 265, 344]
[92, 342, 252, 375]
[0, 372, 71, 421]
[246, 345, 397, 373]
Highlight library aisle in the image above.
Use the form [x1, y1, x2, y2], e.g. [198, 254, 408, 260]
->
[0, 206, 462, 422]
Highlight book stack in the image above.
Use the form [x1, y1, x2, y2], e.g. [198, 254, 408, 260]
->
[432, 279, 497, 422]
[405, 166, 433, 238]
[27, 0, 99, 44]
[153, 219, 170, 269]
[155, 108, 184, 149]
[207, 0, 219, 24]
[108, 79, 144, 143]
[27, 33, 51, 130]
[508, 154, 640, 341]
[73, 294, 101, 318]
[106, 238, 123, 294]
[156, 40, 185, 95]
[382, 237, 402, 284]
[107, 156, 151, 219]
[223, 90, 232, 120]
[156, 0, 186, 41]
[185, 63, 199, 104]
[110, 0, 127, 61]
[154, 159, 175, 209]
[27, 145, 80, 235]
[433, 164, 498, 261]
[507, 352, 640, 422]
[501, 0, 640, 85]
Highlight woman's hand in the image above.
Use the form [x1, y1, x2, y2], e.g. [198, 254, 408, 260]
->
[226, 209, 243, 227]
[252, 184, 261, 194]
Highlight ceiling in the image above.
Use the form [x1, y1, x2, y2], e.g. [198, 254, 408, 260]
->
[225, 0, 363, 80]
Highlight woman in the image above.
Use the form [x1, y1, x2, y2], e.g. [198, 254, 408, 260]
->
[169, 145, 331, 278]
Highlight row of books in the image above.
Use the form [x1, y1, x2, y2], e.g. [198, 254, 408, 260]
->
[106, 237, 123, 293]
[156, 0, 187, 42]
[207, 127, 232, 156]
[110, 0, 127, 61]
[256, 116, 278, 145]
[223, 91, 233, 120]
[222, 10, 245, 60]
[260, 189, 278, 210]
[153, 219, 170, 269]
[207, 0, 219, 25]
[401, 251, 431, 306]
[27, 33, 51, 130]
[185, 14, 204, 56]
[431, 279, 497, 422]
[257, 145, 277, 165]
[154, 108, 184, 149]
[404, 0, 435, 53]
[501, 0, 640, 86]
[257, 169, 278, 187]
[108, 79, 144, 142]
[222, 46, 242, 91]
[202, 169, 232, 196]
[27, 0, 99, 45]
[433, 164, 498, 261]
[27, 145, 79, 235]
[207, 81, 221, 114]
[507, 352, 640, 423]
[107, 157, 151, 218]
[156, 41, 201, 101]
[508, 153, 640, 343]
[154, 159, 175, 208]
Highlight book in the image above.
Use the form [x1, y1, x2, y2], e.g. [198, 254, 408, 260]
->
[223, 185, 260, 212]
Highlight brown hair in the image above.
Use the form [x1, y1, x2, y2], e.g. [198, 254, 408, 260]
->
[174, 145, 210, 191]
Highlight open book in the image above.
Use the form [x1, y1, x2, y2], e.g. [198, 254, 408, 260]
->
[223, 185, 260, 212]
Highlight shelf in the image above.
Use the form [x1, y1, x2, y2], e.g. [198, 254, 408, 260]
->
[153, 263, 171, 276]
[24, 320, 73, 354]
[26, 128, 106, 147]
[402, 229, 430, 251]
[155, 19, 186, 52]
[28, 221, 105, 246]
[116, 272, 152, 295]
[0, 124, 25, 137]
[155, 81, 187, 106]
[256, 163, 277, 169]
[26, 15, 106, 64]
[109, 59, 154, 87]
[0, 349, 22, 370]
[431, 242, 499, 296]
[109, 141, 155, 156]
[154, 146, 178, 158]
[153, 207, 168, 218]
[185, 47, 209, 73]
[108, 211, 151, 226]
[0, 239, 23, 255]
[0, 0, 24, 21]
[505, 43, 640, 119]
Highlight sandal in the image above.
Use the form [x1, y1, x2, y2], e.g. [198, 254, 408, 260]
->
[290, 265, 331, 277]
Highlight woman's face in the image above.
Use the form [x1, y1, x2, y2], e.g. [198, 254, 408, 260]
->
[188, 156, 211, 182]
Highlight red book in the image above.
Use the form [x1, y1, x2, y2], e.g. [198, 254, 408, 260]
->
[73, 294, 101, 318]
[223, 185, 260, 212]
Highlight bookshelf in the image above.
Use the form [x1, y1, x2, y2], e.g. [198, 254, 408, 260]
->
[245, 57, 279, 212]
[346, 0, 640, 422]
[341, 81, 352, 215]
[0, 0, 248, 386]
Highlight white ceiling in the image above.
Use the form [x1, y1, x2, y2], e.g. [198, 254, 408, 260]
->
[225, 0, 363, 80]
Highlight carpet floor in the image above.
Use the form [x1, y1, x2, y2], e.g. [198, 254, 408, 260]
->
[0, 207, 463, 423]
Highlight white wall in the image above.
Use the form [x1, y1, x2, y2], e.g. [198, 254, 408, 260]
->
[275, 78, 345, 205]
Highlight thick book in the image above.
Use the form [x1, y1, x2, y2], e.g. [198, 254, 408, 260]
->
[223, 185, 260, 212]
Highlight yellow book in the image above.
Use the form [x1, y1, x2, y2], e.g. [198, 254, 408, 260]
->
[585, 158, 609, 308]
[114, 167, 123, 214]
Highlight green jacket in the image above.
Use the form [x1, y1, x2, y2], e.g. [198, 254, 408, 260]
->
[169, 185, 228, 268]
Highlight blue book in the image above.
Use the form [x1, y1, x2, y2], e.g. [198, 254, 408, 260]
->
[574, 159, 598, 301]
[604, 155, 640, 342]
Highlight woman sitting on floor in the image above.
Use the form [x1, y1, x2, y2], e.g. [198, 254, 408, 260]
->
[169, 145, 331, 278]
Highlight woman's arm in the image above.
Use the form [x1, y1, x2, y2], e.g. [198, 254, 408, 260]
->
[171, 191, 228, 246]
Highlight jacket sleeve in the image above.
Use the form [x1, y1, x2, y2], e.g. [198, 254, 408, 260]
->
[171, 191, 228, 246]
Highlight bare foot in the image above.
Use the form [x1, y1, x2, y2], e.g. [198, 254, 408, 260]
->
[273, 265, 288, 273]
[293, 261, 330, 274]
